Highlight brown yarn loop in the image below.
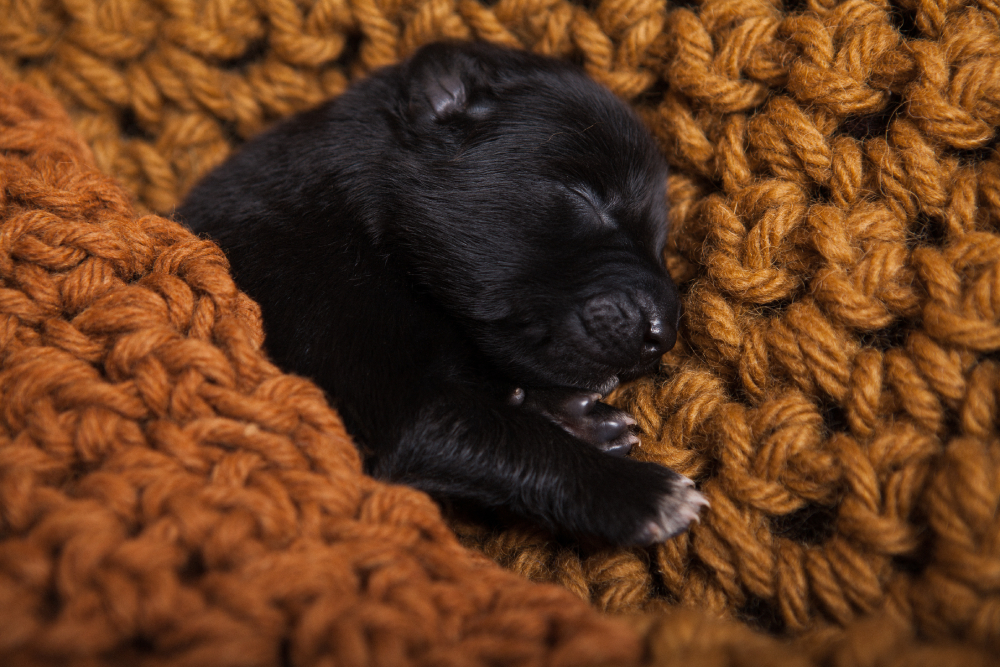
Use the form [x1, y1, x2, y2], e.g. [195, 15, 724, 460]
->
[3, 0, 1000, 664]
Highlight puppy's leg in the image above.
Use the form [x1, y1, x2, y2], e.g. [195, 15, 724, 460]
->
[384, 387, 707, 546]
[515, 387, 638, 457]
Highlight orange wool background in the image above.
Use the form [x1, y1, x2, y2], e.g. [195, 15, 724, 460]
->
[1, 0, 999, 665]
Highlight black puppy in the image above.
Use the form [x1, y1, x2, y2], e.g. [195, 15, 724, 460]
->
[178, 41, 707, 545]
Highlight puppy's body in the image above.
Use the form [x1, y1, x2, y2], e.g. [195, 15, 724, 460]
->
[179, 41, 706, 545]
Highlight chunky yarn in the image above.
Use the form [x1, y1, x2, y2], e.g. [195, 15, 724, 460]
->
[2, 0, 999, 665]
[459, 0, 1000, 652]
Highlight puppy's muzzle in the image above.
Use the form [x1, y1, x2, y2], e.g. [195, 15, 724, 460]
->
[579, 291, 678, 369]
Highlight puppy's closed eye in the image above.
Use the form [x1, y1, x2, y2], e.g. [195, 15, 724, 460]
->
[178, 40, 706, 546]
[568, 186, 617, 230]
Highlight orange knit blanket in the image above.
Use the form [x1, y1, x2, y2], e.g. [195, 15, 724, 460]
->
[0, 80, 645, 666]
[2, 0, 999, 665]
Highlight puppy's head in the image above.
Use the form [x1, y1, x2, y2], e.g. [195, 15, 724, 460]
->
[386, 41, 680, 394]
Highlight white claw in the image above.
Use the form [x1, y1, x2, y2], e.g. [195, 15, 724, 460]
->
[509, 387, 525, 406]
[637, 483, 709, 545]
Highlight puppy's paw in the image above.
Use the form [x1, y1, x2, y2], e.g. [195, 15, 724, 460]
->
[573, 462, 709, 546]
[631, 472, 709, 545]
[516, 386, 638, 456]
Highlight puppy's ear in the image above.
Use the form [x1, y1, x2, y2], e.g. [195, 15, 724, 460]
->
[405, 43, 494, 126]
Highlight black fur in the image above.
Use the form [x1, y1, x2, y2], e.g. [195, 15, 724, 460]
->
[178, 41, 707, 546]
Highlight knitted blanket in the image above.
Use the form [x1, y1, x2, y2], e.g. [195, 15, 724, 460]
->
[1, 0, 998, 665]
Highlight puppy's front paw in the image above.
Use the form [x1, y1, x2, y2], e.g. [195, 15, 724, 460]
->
[517, 386, 638, 456]
[574, 462, 708, 546]
[632, 472, 709, 545]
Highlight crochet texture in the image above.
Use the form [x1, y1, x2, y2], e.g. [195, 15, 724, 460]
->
[1, 0, 999, 665]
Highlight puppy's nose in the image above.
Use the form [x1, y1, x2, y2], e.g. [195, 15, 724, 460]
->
[640, 316, 676, 363]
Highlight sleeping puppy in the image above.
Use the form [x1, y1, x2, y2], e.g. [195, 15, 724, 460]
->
[178, 41, 707, 546]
